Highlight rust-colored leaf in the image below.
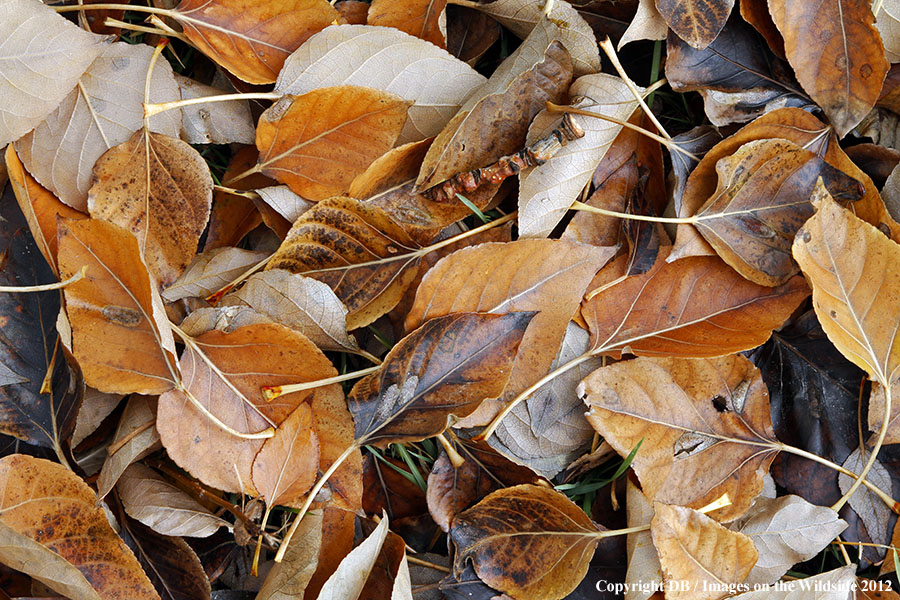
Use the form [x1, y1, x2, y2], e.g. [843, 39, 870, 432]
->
[58, 218, 178, 395]
[204, 147, 267, 251]
[256, 86, 411, 201]
[252, 402, 320, 507]
[450, 484, 601, 600]
[579, 355, 779, 520]
[367, 0, 447, 47]
[768, 0, 889, 137]
[174, 0, 339, 84]
[655, 0, 734, 49]
[349, 312, 534, 446]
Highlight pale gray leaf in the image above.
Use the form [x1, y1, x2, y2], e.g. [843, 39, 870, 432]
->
[256, 185, 314, 223]
[839, 448, 891, 554]
[178, 305, 272, 337]
[72, 387, 123, 447]
[256, 510, 322, 600]
[97, 395, 161, 499]
[316, 515, 390, 600]
[162, 247, 270, 302]
[175, 74, 255, 145]
[731, 564, 857, 599]
[625, 478, 662, 600]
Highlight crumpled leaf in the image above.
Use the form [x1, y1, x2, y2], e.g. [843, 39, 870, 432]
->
[0, 0, 109, 146]
[656, 0, 733, 49]
[174, 74, 255, 145]
[161, 247, 269, 302]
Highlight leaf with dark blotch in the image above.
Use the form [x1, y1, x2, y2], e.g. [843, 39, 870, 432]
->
[350, 312, 535, 447]
[655, 0, 733, 49]
[450, 484, 601, 600]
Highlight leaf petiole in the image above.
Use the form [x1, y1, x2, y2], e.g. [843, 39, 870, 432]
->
[0, 265, 87, 293]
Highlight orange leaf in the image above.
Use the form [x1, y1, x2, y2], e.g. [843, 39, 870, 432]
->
[367, 0, 447, 47]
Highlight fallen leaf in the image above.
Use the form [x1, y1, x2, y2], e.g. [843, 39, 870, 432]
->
[618, 0, 667, 48]
[175, 74, 255, 145]
[15, 41, 181, 210]
[655, 0, 733, 49]
[204, 147, 268, 251]
[350, 311, 535, 446]
[367, 0, 447, 47]
[305, 505, 357, 598]
[58, 218, 178, 395]
[88, 129, 214, 287]
[363, 454, 431, 541]
[162, 247, 268, 302]
[0, 0, 108, 146]
[730, 565, 856, 598]
[336, 0, 369, 23]
[580, 355, 779, 520]
[650, 503, 757, 600]
[255, 186, 313, 224]
[0, 454, 157, 599]
[174, 0, 339, 84]
[358, 526, 413, 600]
[740, 0, 785, 56]
[97, 395, 161, 499]
[252, 402, 320, 507]
[178, 305, 271, 336]
[276, 25, 485, 144]
[838, 449, 892, 550]
[876, 1, 900, 62]
[446, 5, 501, 65]
[768, 0, 889, 137]
[257, 510, 322, 600]
[118, 462, 229, 537]
[451, 483, 601, 600]
[71, 387, 122, 448]
[256, 86, 411, 200]
[625, 478, 661, 600]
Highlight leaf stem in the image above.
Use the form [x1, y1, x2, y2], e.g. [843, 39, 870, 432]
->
[570, 200, 696, 224]
[406, 555, 450, 573]
[103, 17, 189, 42]
[262, 365, 380, 400]
[436, 433, 466, 468]
[0, 265, 87, 293]
[144, 92, 282, 119]
[54, 3, 174, 16]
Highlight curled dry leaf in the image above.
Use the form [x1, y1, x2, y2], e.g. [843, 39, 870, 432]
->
[451, 484, 601, 600]
[252, 402, 320, 507]
[0, 454, 157, 599]
[650, 503, 757, 600]
[157, 322, 338, 494]
[579, 355, 779, 521]
[266, 196, 422, 330]
[174, 0, 339, 84]
[276, 25, 485, 144]
[174, 74, 255, 145]
[0, 0, 108, 145]
[15, 41, 181, 211]
[367, 0, 447, 47]
[88, 130, 214, 287]
[162, 246, 269, 302]
[655, 0, 733, 49]
[97, 395, 161, 499]
[118, 462, 229, 538]
[768, 0, 889, 137]
[350, 311, 535, 446]
[58, 218, 178, 395]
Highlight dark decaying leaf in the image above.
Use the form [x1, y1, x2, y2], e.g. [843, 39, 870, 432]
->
[349, 311, 535, 447]
[655, 0, 733, 49]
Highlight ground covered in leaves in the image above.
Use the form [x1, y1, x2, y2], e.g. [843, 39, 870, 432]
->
[4, 0, 900, 599]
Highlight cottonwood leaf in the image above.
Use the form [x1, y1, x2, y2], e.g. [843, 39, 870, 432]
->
[97, 395, 161, 499]
[255, 185, 313, 224]
[625, 478, 661, 600]
[257, 510, 322, 600]
[266, 196, 422, 330]
[178, 306, 271, 337]
[15, 41, 181, 211]
[276, 25, 484, 145]
[651, 503, 757, 600]
[446, 4, 501, 65]
[58, 218, 178, 395]
[0, 454, 157, 599]
[693, 138, 863, 286]
[256, 86, 411, 201]
[406, 240, 615, 426]
[118, 463, 229, 538]
[458, 0, 600, 75]
[518, 73, 639, 237]
[252, 402, 320, 507]
[174, 0, 338, 84]
[732, 495, 847, 585]
[416, 20, 573, 191]
[582, 249, 809, 358]
[71, 387, 122, 448]
[838, 449, 892, 550]
[367, 0, 447, 47]
[175, 74, 255, 145]
[204, 147, 268, 251]
[618, 0, 667, 49]
[489, 322, 602, 478]
[310, 385, 364, 512]
[0, 0, 108, 146]
[162, 247, 269, 302]
[450, 484, 601, 600]
[88, 130, 213, 287]
[656, 0, 733, 49]
[740, 0, 786, 56]
[768, 0, 889, 137]
[157, 323, 338, 494]
[731, 565, 856, 598]
[876, 1, 900, 62]
[221, 269, 359, 354]
[350, 311, 534, 446]
[579, 355, 779, 520]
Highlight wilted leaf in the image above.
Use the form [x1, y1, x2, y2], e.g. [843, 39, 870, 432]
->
[451, 484, 601, 600]
[580, 355, 779, 520]
[367, 0, 447, 47]
[175, 74, 255, 145]
[276, 25, 485, 144]
[618, 0, 667, 48]
[178, 305, 271, 337]
[518, 73, 639, 237]
[650, 503, 757, 600]
[655, 0, 733, 49]
[768, 0, 889, 137]
[733, 495, 847, 585]
[118, 462, 228, 538]
[0, 454, 157, 599]
[162, 247, 269, 302]
[256, 86, 411, 200]
[350, 311, 534, 446]
[0, 0, 108, 146]
[252, 402, 320, 507]
[731, 565, 857, 598]
[838, 449, 892, 550]
[58, 218, 178, 395]
[88, 129, 213, 287]
[15, 41, 181, 210]
[174, 0, 339, 84]
[97, 395, 161, 499]
[257, 510, 322, 600]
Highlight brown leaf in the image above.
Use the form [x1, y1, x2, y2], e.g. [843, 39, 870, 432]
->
[768, 0, 889, 137]
[579, 355, 779, 520]
[88, 130, 213, 287]
[162, 247, 269, 302]
[581, 249, 808, 358]
[266, 196, 422, 330]
[97, 395, 161, 498]
[157, 323, 337, 493]
[174, 0, 338, 84]
[446, 5, 501, 65]
[204, 147, 268, 251]
[740, 0, 785, 56]
[350, 312, 535, 446]
[252, 402, 320, 507]
[58, 218, 178, 395]
[336, 0, 369, 24]
[0, 454, 157, 599]
[450, 483, 601, 600]
[310, 385, 363, 511]
[71, 387, 122, 448]
[367, 0, 447, 47]
[651, 503, 757, 600]
[257, 510, 322, 600]
[305, 506, 356, 598]
[655, 0, 733, 49]
[256, 87, 411, 200]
